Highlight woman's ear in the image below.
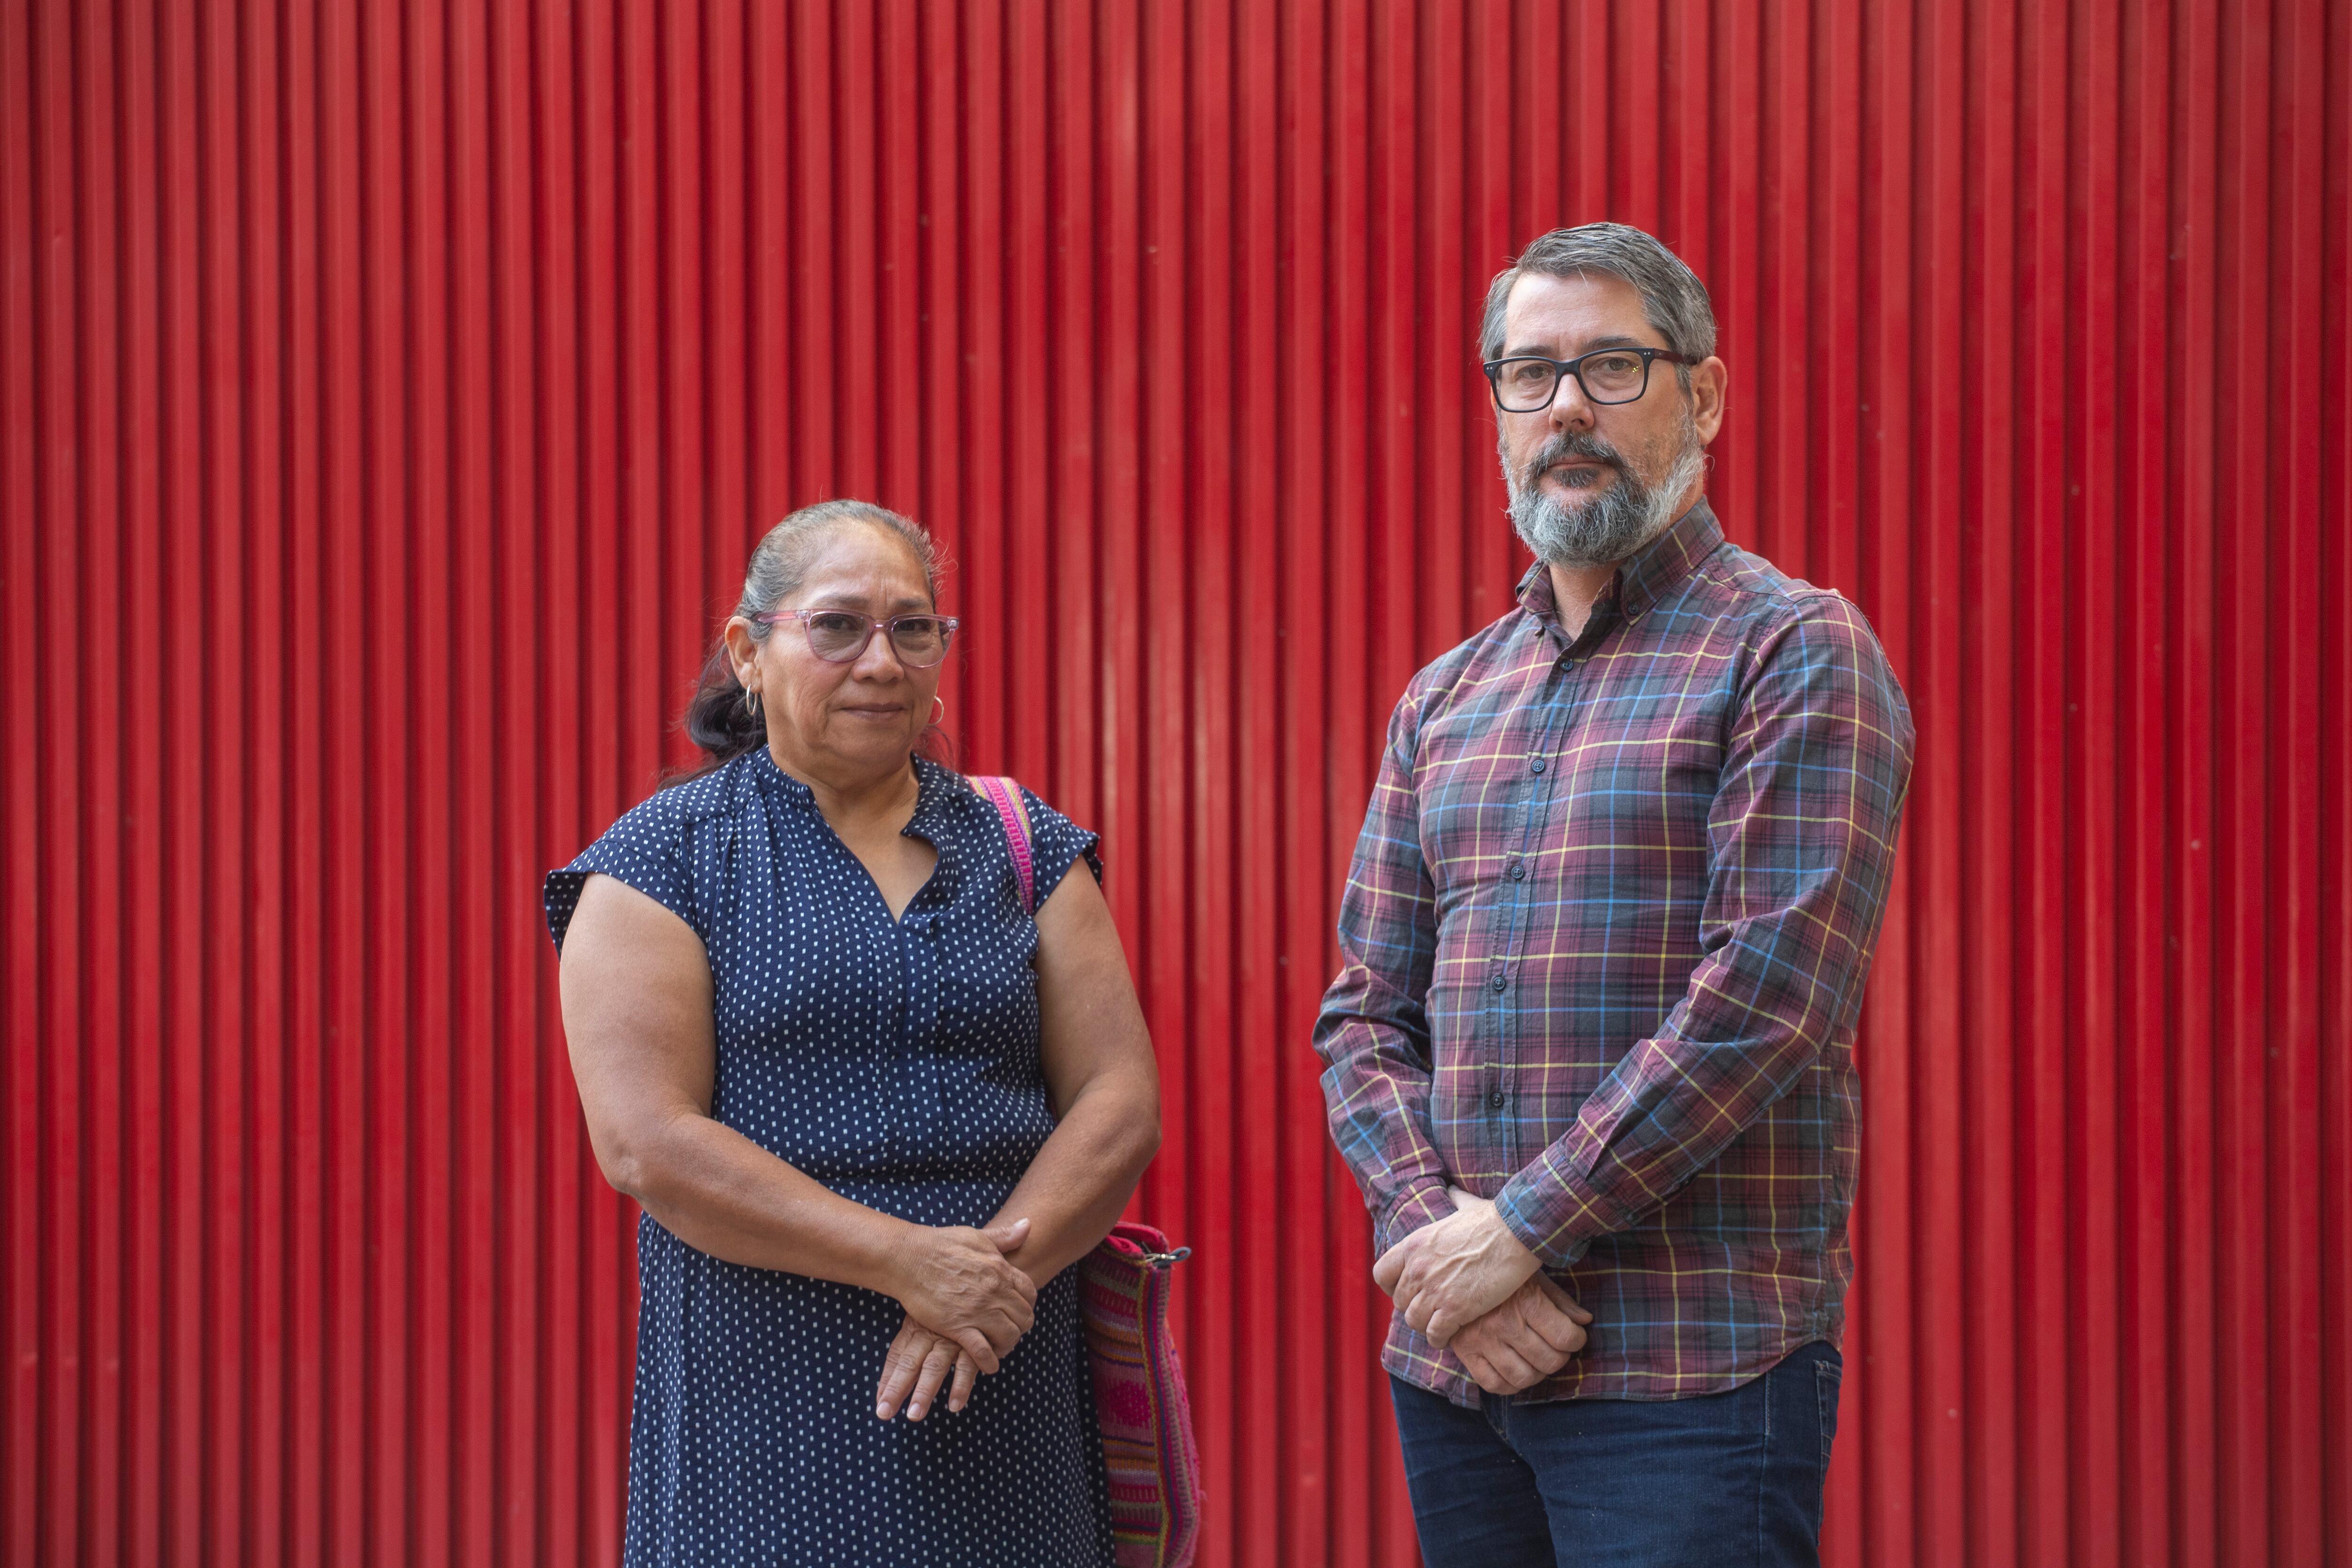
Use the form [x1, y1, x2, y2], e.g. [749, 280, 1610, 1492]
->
[721, 617, 762, 686]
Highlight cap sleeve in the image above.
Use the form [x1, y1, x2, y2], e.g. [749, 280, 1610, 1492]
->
[543, 788, 701, 951]
[1017, 787, 1104, 907]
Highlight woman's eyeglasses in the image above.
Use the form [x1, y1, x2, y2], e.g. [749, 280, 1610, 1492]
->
[753, 610, 960, 668]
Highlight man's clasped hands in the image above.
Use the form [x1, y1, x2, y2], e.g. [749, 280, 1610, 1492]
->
[1373, 1187, 1593, 1395]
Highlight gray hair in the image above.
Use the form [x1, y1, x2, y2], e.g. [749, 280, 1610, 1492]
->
[734, 498, 943, 644]
[1477, 223, 1718, 378]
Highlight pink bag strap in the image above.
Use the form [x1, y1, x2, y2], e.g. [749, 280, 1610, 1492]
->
[971, 775, 1035, 913]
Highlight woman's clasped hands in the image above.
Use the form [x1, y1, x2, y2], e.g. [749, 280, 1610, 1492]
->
[874, 1216, 1036, 1423]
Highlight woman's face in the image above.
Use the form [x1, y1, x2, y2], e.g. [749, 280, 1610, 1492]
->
[731, 523, 942, 784]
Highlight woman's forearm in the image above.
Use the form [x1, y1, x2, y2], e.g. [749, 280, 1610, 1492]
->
[621, 1109, 916, 1296]
[985, 1070, 1162, 1284]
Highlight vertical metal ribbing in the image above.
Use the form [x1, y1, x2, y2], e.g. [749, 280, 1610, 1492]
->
[0, 3, 2344, 1564]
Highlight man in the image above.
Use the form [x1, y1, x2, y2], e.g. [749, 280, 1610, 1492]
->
[1314, 223, 1914, 1566]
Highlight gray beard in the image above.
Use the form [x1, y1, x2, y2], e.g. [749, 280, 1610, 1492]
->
[1505, 417, 1707, 568]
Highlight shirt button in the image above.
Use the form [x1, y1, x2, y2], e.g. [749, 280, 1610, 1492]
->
[1488, 1092, 1507, 1109]
[1508, 861, 1526, 881]
[1489, 973, 1507, 992]
[1529, 758, 1547, 774]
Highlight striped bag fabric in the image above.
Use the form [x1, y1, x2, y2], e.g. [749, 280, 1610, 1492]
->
[969, 776, 1203, 1568]
[1080, 1222, 1202, 1568]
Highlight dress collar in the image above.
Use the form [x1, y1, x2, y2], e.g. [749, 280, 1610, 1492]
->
[750, 744, 948, 830]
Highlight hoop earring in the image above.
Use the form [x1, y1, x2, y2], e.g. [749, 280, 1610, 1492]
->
[930, 696, 946, 726]
[744, 686, 764, 723]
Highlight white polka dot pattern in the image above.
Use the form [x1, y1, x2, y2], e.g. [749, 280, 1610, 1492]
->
[545, 750, 1113, 1567]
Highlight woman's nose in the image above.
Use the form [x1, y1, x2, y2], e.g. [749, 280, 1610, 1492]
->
[851, 625, 909, 677]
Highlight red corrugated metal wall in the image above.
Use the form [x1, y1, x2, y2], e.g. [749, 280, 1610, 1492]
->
[5, 2, 2347, 1564]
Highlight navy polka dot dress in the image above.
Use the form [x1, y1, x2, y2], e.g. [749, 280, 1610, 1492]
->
[544, 749, 1115, 1567]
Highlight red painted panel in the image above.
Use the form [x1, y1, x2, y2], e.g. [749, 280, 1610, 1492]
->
[4, 3, 2347, 1564]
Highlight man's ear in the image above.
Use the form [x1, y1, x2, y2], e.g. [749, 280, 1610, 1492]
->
[1690, 355, 1729, 446]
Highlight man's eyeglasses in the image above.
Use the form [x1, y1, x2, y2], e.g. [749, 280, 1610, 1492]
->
[753, 610, 961, 668]
[1482, 346, 1699, 412]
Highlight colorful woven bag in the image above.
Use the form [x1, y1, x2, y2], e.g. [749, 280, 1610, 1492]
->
[969, 775, 1204, 1568]
[1079, 1221, 1203, 1568]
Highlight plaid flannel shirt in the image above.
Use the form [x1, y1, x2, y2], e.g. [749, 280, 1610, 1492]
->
[1315, 501, 1914, 1406]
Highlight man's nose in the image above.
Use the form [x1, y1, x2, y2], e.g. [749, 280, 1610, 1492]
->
[1547, 369, 1597, 430]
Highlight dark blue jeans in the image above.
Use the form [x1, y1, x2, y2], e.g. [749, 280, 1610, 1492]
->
[1389, 1340, 1842, 1568]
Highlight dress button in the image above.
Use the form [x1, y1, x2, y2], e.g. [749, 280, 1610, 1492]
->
[1529, 758, 1547, 774]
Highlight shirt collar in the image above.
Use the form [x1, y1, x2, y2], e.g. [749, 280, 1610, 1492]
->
[1515, 498, 1727, 633]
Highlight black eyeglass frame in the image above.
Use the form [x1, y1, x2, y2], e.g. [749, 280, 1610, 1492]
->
[1481, 346, 1701, 412]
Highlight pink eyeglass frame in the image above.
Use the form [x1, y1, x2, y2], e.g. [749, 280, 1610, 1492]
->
[750, 609, 961, 668]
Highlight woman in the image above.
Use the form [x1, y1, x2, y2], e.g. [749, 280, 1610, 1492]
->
[547, 499, 1160, 1566]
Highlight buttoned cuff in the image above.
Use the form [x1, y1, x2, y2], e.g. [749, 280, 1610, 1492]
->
[1373, 1183, 1457, 1257]
[1492, 1168, 1625, 1269]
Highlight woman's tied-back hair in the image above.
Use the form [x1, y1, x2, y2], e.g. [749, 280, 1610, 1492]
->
[678, 499, 948, 775]
[1477, 223, 1718, 390]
